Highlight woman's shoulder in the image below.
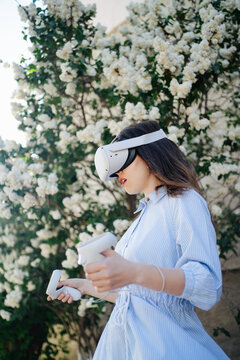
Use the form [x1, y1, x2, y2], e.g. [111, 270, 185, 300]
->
[167, 188, 209, 214]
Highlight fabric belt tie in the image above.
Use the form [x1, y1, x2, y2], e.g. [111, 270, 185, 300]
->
[112, 291, 131, 360]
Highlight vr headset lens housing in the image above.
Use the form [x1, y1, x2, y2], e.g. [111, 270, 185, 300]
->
[94, 129, 166, 182]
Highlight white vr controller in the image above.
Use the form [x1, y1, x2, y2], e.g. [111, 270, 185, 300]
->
[77, 231, 117, 266]
[46, 269, 82, 301]
[46, 232, 117, 300]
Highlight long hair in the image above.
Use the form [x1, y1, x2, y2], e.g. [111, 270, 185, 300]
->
[114, 120, 201, 197]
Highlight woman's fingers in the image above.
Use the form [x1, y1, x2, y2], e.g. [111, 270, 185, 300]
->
[57, 293, 73, 303]
[86, 269, 108, 281]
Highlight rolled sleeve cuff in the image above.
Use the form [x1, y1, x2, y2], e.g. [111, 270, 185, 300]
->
[180, 268, 194, 299]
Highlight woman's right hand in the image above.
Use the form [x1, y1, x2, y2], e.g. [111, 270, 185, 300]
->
[47, 278, 89, 304]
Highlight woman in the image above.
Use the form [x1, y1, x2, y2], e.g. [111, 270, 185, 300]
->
[48, 121, 229, 359]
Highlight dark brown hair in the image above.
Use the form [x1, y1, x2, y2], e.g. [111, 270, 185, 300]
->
[115, 120, 200, 197]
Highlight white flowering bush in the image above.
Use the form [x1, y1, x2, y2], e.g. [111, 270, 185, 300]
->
[0, 0, 239, 358]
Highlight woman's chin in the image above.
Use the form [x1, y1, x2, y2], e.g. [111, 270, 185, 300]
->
[125, 187, 139, 195]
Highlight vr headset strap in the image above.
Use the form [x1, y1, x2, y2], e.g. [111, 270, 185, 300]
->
[105, 129, 166, 152]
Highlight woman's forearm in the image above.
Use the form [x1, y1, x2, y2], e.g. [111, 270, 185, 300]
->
[83, 279, 118, 303]
[132, 263, 185, 296]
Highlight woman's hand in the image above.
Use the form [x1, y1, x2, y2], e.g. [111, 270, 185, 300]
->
[47, 278, 89, 304]
[84, 249, 137, 292]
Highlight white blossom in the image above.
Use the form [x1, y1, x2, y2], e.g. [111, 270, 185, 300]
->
[56, 41, 77, 60]
[50, 210, 61, 220]
[62, 248, 78, 269]
[148, 107, 160, 121]
[17, 255, 30, 267]
[209, 163, 240, 177]
[27, 281, 36, 291]
[65, 82, 77, 96]
[37, 228, 57, 240]
[4, 287, 23, 308]
[4, 268, 28, 285]
[4, 140, 20, 152]
[59, 64, 77, 82]
[235, 182, 240, 192]
[0, 310, 11, 321]
[43, 82, 59, 97]
[169, 79, 192, 99]
[78, 232, 91, 243]
[30, 258, 41, 267]
[211, 204, 223, 216]
[0, 164, 8, 184]
[39, 243, 58, 258]
[113, 219, 130, 233]
[108, 119, 131, 136]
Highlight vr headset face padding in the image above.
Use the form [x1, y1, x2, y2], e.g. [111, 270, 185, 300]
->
[110, 148, 137, 178]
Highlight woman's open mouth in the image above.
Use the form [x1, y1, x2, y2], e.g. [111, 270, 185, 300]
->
[119, 178, 127, 186]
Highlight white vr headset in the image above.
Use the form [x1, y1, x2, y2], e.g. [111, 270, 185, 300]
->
[94, 129, 167, 182]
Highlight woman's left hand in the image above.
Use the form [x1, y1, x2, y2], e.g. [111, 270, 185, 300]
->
[84, 249, 136, 292]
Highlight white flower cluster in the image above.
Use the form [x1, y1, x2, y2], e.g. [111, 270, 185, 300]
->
[65, 82, 77, 96]
[0, 138, 20, 152]
[4, 287, 23, 308]
[21, 193, 36, 210]
[235, 182, 240, 192]
[209, 163, 240, 178]
[211, 204, 223, 217]
[50, 210, 61, 220]
[167, 126, 185, 143]
[199, 4, 226, 45]
[27, 281, 36, 291]
[228, 126, 240, 141]
[124, 102, 160, 122]
[28, 163, 45, 175]
[78, 298, 97, 317]
[186, 106, 210, 131]
[76, 120, 106, 145]
[0, 309, 11, 321]
[43, 82, 59, 97]
[113, 219, 130, 234]
[169, 79, 192, 99]
[4, 267, 28, 285]
[101, 50, 152, 95]
[86, 223, 105, 235]
[62, 248, 78, 269]
[0, 234, 16, 247]
[108, 119, 131, 136]
[0, 202, 11, 219]
[56, 40, 78, 60]
[44, 0, 96, 27]
[153, 38, 184, 76]
[12, 62, 25, 80]
[78, 232, 91, 243]
[59, 63, 77, 83]
[38, 113, 57, 130]
[39, 243, 58, 258]
[36, 228, 57, 241]
[36, 173, 58, 197]
[62, 193, 85, 217]
[57, 131, 75, 153]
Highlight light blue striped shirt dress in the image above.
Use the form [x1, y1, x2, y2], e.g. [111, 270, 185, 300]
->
[93, 186, 229, 359]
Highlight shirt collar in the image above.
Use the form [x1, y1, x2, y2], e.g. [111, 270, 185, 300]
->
[133, 186, 167, 214]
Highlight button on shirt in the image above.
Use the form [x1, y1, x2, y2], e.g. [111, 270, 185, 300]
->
[93, 186, 229, 360]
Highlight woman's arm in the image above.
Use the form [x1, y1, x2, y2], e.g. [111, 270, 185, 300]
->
[85, 249, 185, 296]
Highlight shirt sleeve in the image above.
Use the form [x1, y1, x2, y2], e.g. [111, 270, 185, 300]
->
[169, 190, 222, 311]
